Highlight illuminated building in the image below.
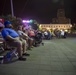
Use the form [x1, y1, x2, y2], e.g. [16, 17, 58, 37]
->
[39, 0, 72, 32]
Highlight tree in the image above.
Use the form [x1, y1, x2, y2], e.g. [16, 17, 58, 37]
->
[0, 15, 22, 30]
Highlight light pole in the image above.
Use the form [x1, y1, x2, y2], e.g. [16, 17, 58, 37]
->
[10, 0, 14, 17]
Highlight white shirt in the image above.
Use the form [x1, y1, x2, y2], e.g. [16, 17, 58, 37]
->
[44, 31, 48, 35]
[61, 30, 64, 36]
[17, 30, 28, 37]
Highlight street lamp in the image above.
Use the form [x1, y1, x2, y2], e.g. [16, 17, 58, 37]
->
[10, 0, 14, 17]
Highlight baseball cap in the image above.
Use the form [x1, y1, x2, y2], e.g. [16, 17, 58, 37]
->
[4, 20, 11, 26]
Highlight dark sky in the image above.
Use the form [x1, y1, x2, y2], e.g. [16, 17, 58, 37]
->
[0, 0, 76, 23]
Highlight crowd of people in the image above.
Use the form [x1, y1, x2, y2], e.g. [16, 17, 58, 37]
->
[0, 20, 68, 62]
[0, 20, 43, 61]
[43, 28, 67, 40]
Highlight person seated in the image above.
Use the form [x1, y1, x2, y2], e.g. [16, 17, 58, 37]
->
[0, 22, 5, 51]
[17, 25, 33, 50]
[1, 20, 30, 61]
[27, 27, 36, 46]
[0, 22, 4, 36]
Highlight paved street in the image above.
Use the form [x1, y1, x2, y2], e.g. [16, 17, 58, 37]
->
[0, 37, 76, 75]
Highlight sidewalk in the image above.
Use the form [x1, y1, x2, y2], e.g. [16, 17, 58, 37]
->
[0, 38, 76, 75]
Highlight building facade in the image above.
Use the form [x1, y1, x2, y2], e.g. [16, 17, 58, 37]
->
[52, 9, 71, 24]
[40, 24, 72, 31]
[39, 0, 72, 32]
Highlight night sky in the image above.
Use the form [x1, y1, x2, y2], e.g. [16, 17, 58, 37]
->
[0, 0, 76, 23]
